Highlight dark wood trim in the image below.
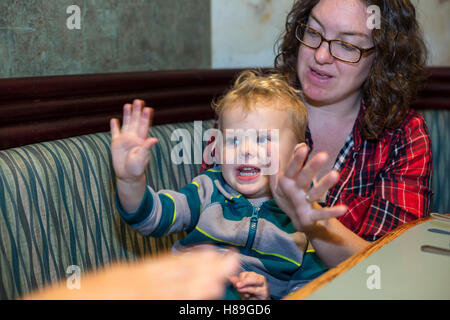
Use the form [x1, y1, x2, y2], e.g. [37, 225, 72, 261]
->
[0, 69, 241, 101]
[0, 67, 449, 150]
[0, 69, 242, 150]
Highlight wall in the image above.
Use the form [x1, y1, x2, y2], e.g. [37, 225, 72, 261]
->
[211, 0, 294, 68]
[0, 0, 448, 79]
[412, 0, 450, 66]
[0, 0, 210, 78]
[211, 0, 450, 68]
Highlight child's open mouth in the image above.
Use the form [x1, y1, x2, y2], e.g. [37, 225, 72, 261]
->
[236, 165, 261, 181]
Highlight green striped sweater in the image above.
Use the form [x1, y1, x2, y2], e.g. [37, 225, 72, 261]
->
[116, 168, 327, 299]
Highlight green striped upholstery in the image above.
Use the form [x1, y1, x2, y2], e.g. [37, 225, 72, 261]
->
[1, 112, 448, 299]
[417, 110, 450, 214]
[0, 119, 215, 300]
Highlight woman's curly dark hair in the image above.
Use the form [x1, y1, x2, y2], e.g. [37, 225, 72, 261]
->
[274, 0, 428, 140]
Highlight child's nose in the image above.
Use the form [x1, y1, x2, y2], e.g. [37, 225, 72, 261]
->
[239, 138, 257, 159]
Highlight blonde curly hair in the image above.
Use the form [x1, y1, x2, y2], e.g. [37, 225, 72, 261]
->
[213, 69, 308, 142]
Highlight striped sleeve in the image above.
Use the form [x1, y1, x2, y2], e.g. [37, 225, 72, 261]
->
[116, 173, 216, 237]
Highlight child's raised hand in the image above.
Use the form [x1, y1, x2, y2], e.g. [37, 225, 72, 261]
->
[269, 143, 347, 232]
[229, 271, 270, 300]
[110, 100, 158, 183]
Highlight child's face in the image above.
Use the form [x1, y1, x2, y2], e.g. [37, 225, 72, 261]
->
[217, 101, 299, 199]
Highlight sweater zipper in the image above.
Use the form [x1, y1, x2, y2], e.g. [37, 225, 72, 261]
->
[244, 206, 260, 252]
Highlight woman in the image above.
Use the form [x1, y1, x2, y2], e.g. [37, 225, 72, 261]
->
[270, 0, 432, 268]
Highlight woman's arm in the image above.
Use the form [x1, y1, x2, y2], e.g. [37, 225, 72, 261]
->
[303, 216, 370, 268]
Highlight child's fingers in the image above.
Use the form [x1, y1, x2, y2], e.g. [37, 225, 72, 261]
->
[137, 107, 151, 139]
[236, 279, 265, 289]
[110, 118, 120, 139]
[236, 285, 269, 300]
[141, 137, 158, 150]
[311, 205, 347, 222]
[235, 272, 266, 288]
[295, 151, 328, 190]
[231, 272, 270, 300]
[307, 170, 339, 202]
[236, 286, 262, 294]
[130, 100, 144, 131]
[283, 143, 308, 179]
[228, 275, 239, 287]
[122, 103, 132, 132]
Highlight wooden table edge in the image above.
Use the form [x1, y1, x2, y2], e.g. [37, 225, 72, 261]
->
[284, 214, 444, 300]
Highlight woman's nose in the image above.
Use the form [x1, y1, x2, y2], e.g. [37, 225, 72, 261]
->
[314, 42, 334, 64]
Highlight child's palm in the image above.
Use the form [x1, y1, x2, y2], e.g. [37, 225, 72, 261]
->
[269, 144, 347, 232]
[112, 133, 148, 178]
[110, 100, 158, 182]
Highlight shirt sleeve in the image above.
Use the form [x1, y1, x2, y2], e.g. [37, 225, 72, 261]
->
[115, 174, 215, 237]
[341, 114, 433, 241]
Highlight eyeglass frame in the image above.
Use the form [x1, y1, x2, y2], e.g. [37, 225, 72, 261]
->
[295, 23, 375, 63]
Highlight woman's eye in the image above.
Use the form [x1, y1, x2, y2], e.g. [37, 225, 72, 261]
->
[305, 29, 314, 36]
[339, 42, 356, 52]
[304, 28, 320, 41]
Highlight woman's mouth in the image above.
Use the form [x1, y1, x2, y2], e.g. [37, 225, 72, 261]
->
[309, 67, 333, 81]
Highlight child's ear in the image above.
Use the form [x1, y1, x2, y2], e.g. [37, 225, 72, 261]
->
[203, 136, 221, 166]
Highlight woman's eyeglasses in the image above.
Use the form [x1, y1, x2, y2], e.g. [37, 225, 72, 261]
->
[295, 23, 375, 63]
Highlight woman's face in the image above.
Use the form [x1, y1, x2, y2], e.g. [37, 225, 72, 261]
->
[297, 0, 375, 106]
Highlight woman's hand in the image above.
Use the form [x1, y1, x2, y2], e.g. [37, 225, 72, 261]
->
[110, 99, 158, 183]
[229, 271, 270, 300]
[270, 143, 347, 232]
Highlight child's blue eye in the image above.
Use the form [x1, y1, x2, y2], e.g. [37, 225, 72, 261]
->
[227, 137, 240, 145]
[257, 136, 271, 144]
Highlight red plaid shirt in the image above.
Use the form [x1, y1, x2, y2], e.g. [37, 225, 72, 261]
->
[316, 107, 433, 241]
[201, 107, 433, 242]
